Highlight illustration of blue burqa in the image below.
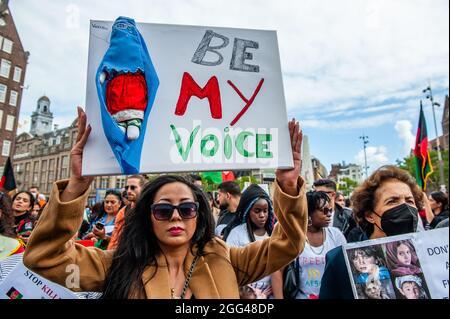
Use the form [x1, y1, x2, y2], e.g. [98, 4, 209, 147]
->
[96, 16, 159, 174]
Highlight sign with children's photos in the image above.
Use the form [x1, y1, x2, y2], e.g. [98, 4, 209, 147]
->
[343, 228, 449, 299]
[84, 17, 292, 176]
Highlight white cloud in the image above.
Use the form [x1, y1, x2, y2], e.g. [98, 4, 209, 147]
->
[355, 146, 390, 172]
[395, 120, 415, 156]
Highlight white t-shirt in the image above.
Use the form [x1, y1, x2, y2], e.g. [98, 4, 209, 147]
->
[226, 224, 273, 299]
[295, 227, 347, 299]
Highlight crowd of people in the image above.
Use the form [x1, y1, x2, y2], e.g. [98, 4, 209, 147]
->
[0, 110, 449, 300]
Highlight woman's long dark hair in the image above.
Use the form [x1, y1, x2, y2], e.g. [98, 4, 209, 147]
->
[0, 191, 16, 238]
[102, 175, 215, 299]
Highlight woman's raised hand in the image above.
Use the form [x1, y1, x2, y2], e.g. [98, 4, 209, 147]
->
[61, 107, 94, 202]
[275, 119, 302, 196]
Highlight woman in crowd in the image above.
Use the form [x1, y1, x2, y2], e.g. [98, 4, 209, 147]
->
[223, 184, 282, 299]
[285, 191, 346, 299]
[319, 165, 423, 299]
[385, 240, 422, 277]
[0, 192, 25, 260]
[12, 191, 35, 245]
[23, 109, 307, 299]
[427, 191, 449, 229]
[84, 189, 123, 248]
[335, 191, 346, 208]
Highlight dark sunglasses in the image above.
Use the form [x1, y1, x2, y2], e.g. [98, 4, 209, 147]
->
[150, 202, 199, 221]
[125, 185, 138, 191]
[321, 207, 333, 215]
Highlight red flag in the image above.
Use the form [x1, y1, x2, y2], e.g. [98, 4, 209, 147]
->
[0, 157, 17, 192]
[221, 171, 236, 181]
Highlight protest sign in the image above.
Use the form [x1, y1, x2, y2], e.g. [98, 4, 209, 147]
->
[0, 254, 78, 299]
[343, 228, 449, 299]
[84, 17, 292, 175]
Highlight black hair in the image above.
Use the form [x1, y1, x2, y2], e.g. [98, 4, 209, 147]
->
[306, 191, 330, 217]
[12, 191, 35, 212]
[188, 174, 202, 182]
[102, 175, 215, 299]
[313, 179, 337, 191]
[0, 191, 15, 238]
[104, 189, 123, 201]
[222, 184, 274, 242]
[430, 191, 449, 211]
[218, 181, 241, 197]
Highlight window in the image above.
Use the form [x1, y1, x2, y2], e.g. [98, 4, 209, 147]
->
[0, 84, 6, 103]
[115, 177, 126, 189]
[0, 36, 3, 49]
[2, 140, 11, 156]
[5, 115, 14, 131]
[0, 109, 3, 128]
[101, 177, 109, 188]
[2, 38, 13, 54]
[62, 155, 69, 167]
[9, 90, 18, 106]
[0, 59, 11, 78]
[13, 67, 22, 82]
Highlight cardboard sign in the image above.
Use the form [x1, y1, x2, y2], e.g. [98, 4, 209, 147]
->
[0, 254, 78, 299]
[84, 17, 292, 175]
[343, 228, 449, 299]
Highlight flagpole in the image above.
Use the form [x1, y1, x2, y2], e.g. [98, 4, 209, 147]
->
[423, 82, 446, 192]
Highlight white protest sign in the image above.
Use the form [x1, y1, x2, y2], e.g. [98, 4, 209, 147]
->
[0, 255, 78, 299]
[84, 17, 292, 175]
[343, 228, 449, 299]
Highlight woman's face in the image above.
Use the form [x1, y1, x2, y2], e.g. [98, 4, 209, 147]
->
[249, 199, 269, 230]
[31, 204, 41, 218]
[428, 196, 440, 212]
[352, 250, 377, 273]
[151, 182, 197, 248]
[336, 195, 345, 208]
[104, 194, 121, 215]
[401, 282, 420, 299]
[311, 202, 333, 228]
[12, 193, 32, 213]
[397, 243, 412, 265]
[368, 179, 417, 237]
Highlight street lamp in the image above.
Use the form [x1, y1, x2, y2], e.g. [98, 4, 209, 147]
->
[359, 134, 369, 179]
[423, 82, 446, 192]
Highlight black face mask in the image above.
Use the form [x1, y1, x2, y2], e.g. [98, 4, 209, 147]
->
[373, 203, 418, 236]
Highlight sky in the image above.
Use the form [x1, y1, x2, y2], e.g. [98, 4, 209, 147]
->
[10, 0, 449, 175]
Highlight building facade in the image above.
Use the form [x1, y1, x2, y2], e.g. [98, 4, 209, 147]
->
[0, 0, 28, 172]
[329, 162, 363, 185]
[429, 95, 449, 151]
[13, 97, 126, 200]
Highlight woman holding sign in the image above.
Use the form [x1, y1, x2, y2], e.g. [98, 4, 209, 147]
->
[23, 108, 307, 299]
[0, 192, 25, 260]
[319, 165, 424, 299]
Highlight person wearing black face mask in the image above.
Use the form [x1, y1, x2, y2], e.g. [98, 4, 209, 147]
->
[319, 165, 425, 299]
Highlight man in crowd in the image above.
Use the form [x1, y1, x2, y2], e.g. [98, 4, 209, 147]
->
[29, 186, 46, 208]
[313, 179, 355, 238]
[215, 181, 241, 236]
[108, 175, 146, 249]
